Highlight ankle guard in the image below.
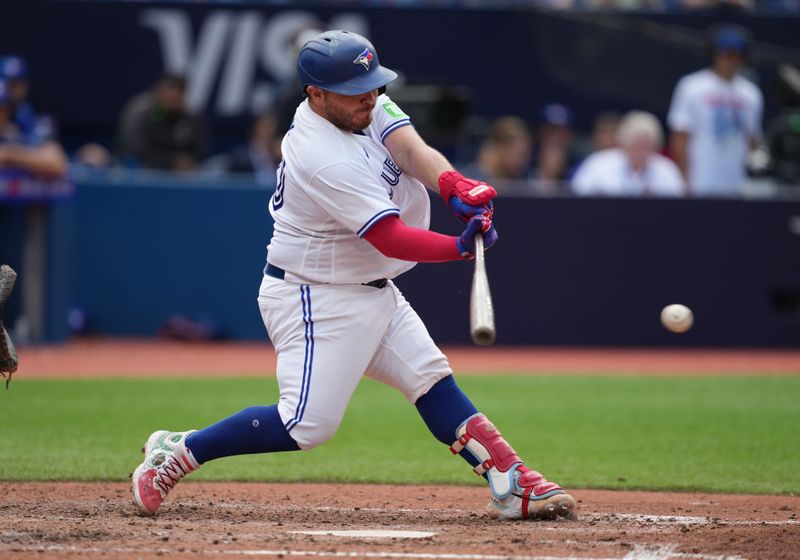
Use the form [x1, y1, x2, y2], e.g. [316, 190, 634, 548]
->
[450, 414, 563, 501]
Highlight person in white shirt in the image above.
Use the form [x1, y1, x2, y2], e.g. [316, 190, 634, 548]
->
[667, 24, 764, 196]
[131, 30, 575, 523]
[572, 111, 685, 197]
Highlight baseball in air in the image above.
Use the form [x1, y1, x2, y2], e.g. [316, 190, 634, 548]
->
[660, 304, 694, 333]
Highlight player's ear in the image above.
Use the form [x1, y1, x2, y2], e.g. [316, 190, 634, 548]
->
[306, 86, 324, 103]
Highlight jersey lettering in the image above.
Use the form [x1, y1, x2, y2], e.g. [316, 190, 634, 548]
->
[381, 157, 402, 186]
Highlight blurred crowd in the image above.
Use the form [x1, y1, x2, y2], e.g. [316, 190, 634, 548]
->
[376, 0, 800, 12]
[463, 23, 781, 197]
[83, 0, 800, 13]
[1, 21, 798, 198]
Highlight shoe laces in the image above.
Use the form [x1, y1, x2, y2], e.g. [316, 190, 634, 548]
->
[152, 452, 191, 495]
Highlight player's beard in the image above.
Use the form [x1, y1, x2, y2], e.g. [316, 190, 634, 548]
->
[322, 97, 374, 132]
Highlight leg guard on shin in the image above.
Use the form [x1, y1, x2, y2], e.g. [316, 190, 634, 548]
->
[451, 413, 576, 520]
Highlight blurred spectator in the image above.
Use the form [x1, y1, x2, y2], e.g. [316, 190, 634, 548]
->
[0, 56, 34, 131]
[765, 112, 800, 184]
[0, 82, 16, 141]
[74, 143, 112, 169]
[461, 116, 532, 186]
[591, 111, 621, 152]
[0, 55, 68, 180]
[763, 63, 800, 184]
[117, 74, 208, 171]
[571, 111, 685, 196]
[537, 103, 574, 151]
[573, 110, 621, 164]
[667, 24, 763, 196]
[204, 112, 281, 186]
[532, 103, 576, 191]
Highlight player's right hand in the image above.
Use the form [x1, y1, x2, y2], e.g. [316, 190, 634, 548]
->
[448, 197, 493, 225]
[457, 215, 498, 259]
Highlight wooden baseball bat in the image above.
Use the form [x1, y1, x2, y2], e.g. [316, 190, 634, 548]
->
[470, 235, 496, 346]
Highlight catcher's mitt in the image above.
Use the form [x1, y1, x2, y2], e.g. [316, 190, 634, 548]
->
[0, 265, 19, 389]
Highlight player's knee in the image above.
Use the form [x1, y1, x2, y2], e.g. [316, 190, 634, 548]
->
[294, 422, 340, 450]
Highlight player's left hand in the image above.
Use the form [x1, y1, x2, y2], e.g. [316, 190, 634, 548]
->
[457, 215, 499, 259]
[438, 171, 497, 206]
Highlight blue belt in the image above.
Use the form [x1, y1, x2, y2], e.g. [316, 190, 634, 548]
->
[265, 263, 388, 289]
[264, 263, 285, 280]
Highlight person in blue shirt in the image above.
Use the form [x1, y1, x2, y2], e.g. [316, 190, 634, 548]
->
[0, 56, 68, 179]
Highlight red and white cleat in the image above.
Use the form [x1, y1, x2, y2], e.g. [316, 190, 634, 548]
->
[486, 466, 576, 520]
[131, 430, 199, 515]
[451, 414, 576, 521]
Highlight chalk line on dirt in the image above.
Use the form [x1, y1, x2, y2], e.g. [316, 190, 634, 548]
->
[291, 530, 436, 539]
[2, 543, 750, 560]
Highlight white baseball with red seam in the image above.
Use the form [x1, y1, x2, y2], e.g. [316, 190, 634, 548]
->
[660, 304, 694, 333]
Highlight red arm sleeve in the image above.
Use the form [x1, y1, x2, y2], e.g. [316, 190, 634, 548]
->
[363, 215, 462, 263]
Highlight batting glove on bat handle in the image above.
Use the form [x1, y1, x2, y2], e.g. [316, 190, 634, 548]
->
[457, 215, 499, 259]
[438, 171, 497, 206]
[448, 197, 494, 224]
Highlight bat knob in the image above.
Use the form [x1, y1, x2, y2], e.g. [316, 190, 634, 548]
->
[472, 327, 496, 346]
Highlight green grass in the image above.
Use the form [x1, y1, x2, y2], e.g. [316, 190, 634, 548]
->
[0, 375, 798, 494]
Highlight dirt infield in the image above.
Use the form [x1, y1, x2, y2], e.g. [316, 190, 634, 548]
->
[7, 340, 799, 559]
[16, 338, 800, 377]
[1, 482, 798, 560]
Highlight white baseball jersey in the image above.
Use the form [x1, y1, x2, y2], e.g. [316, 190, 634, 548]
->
[667, 69, 763, 196]
[571, 148, 685, 197]
[258, 94, 452, 448]
[266, 94, 430, 284]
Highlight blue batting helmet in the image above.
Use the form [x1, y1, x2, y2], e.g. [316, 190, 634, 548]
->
[297, 30, 397, 96]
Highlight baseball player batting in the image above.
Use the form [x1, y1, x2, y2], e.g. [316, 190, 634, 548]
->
[132, 30, 575, 521]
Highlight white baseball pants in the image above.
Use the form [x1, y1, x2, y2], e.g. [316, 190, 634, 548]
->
[257, 274, 453, 450]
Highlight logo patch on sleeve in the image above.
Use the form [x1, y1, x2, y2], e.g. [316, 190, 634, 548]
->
[382, 102, 408, 119]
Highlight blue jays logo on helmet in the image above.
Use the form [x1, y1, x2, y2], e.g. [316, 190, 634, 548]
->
[353, 48, 373, 71]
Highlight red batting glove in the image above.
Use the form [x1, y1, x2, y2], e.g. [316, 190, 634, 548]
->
[438, 170, 497, 206]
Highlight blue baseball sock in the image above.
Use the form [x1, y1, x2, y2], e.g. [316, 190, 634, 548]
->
[415, 374, 480, 468]
[185, 404, 299, 464]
